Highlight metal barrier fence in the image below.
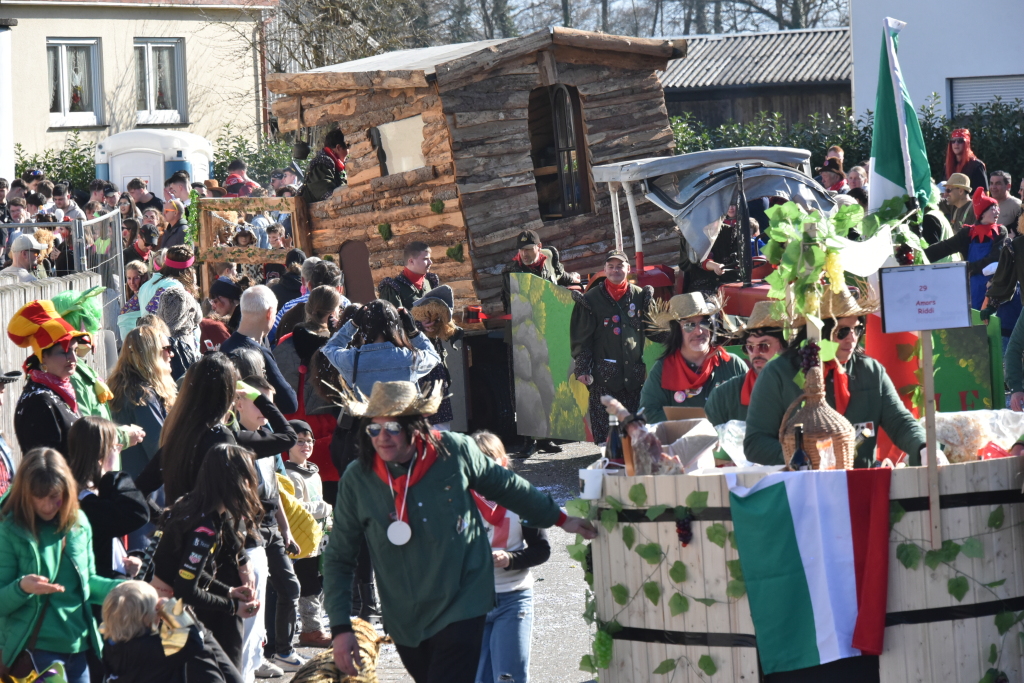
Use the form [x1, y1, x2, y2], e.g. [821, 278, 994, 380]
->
[74, 209, 126, 336]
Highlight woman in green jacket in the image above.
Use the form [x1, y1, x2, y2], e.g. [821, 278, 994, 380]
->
[0, 448, 121, 683]
[639, 292, 748, 423]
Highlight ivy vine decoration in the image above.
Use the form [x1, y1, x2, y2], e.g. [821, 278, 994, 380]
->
[446, 243, 464, 263]
[567, 484, 746, 678]
[890, 500, 1021, 683]
[430, 199, 445, 214]
[377, 223, 393, 242]
[185, 189, 201, 245]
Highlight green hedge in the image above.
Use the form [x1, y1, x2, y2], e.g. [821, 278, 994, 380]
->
[671, 95, 1024, 183]
[212, 126, 295, 187]
[14, 131, 95, 193]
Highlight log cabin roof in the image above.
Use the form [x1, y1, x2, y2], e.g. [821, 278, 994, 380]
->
[305, 40, 511, 77]
[659, 27, 850, 90]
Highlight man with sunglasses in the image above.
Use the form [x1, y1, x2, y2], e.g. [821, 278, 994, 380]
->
[570, 249, 662, 443]
[745, 287, 926, 469]
[705, 301, 793, 427]
[324, 381, 596, 683]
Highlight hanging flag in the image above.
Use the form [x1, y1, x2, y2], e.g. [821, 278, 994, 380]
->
[727, 468, 891, 675]
[867, 17, 932, 212]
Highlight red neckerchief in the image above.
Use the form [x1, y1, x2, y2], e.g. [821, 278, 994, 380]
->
[372, 433, 439, 524]
[739, 368, 758, 406]
[29, 369, 78, 413]
[323, 146, 346, 172]
[133, 243, 150, 260]
[829, 179, 849, 193]
[402, 267, 425, 289]
[513, 251, 548, 271]
[822, 360, 851, 414]
[471, 491, 508, 527]
[604, 278, 630, 301]
[968, 223, 999, 243]
[661, 347, 730, 392]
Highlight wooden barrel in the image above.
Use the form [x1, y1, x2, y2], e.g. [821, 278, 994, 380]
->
[591, 457, 1024, 682]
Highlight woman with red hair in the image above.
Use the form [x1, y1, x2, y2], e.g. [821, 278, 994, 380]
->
[944, 128, 989, 194]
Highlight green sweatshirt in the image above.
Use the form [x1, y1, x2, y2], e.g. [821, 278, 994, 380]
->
[744, 351, 926, 468]
[704, 372, 748, 426]
[322, 431, 561, 647]
[639, 352, 747, 424]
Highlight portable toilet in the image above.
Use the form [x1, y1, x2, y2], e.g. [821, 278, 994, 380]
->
[95, 129, 214, 191]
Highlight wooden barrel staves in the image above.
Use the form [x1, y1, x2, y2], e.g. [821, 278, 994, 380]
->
[591, 457, 1024, 682]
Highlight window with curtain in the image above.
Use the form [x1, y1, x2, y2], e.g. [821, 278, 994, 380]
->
[527, 84, 592, 221]
[46, 39, 100, 127]
[135, 38, 185, 124]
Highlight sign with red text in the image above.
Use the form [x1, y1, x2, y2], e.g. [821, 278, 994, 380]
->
[878, 262, 971, 333]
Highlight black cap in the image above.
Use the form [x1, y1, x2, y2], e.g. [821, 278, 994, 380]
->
[606, 250, 629, 264]
[286, 248, 307, 266]
[0, 370, 22, 385]
[139, 224, 159, 247]
[210, 277, 243, 301]
[288, 420, 313, 435]
[517, 230, 540, 248]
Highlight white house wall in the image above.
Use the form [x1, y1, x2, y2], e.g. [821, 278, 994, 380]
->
[6, 3, 264, 157]
[851, 0, 1024, 117]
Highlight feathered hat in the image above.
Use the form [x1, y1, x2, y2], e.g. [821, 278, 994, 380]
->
[331, 380, 444, 419]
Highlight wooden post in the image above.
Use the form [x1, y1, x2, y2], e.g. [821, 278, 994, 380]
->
[622, 181, 643, 273]
[921, 330, 942, 549]
[609, 182, 623, 253]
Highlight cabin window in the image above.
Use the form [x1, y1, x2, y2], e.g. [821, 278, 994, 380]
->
[528, 84, 591, 220]
[370, 115, 426, 176]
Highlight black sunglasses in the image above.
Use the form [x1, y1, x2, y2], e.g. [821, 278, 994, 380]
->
[366, 422, 402, 438]
[835, 324, 864, 341]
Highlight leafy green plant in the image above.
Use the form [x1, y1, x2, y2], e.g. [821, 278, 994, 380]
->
[445, 243, 464, 262]
[377, 223, 393, 242]
[430, 199, 445, 214]
[212, 126, 294, 186]
[15, 130, 95, 192]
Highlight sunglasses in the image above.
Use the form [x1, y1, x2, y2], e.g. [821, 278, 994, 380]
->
[950, 138, 966, 144]
[681, 317, 712, 334]
[835, 324, 865, 341]
[744, 342, 774, 355]
[366, 422, 403, 438]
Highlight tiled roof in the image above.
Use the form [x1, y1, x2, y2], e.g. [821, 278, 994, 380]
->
[660, 27, 850, 90]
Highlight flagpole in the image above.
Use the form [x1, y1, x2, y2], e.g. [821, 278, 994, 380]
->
[882, 17, 917, 205]
[921, 330, 941, 549]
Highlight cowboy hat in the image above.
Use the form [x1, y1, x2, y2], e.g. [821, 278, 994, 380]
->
[946, 173, 971, 192]
[816, 158, 846, 179]
[336, 380, 445, 419]
[819, 285, 878, 320]
[650, 292, 723, 333]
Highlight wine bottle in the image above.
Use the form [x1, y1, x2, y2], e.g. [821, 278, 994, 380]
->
[606, 414, 625, 464]
[789, 424, 810, 471]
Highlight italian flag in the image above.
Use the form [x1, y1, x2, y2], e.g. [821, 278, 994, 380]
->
[727, 469, 891, 675]
[868, 17, 932, 212]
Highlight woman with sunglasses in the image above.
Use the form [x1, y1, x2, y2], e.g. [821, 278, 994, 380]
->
[638, 292, 748, 424]
[745, 287, 926, 469]
[7, 300, 91, 457]
[118, 192, 143, 225]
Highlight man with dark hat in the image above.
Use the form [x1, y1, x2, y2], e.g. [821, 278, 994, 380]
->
[411, 285, 463, 431]
[705, 301, 796, 426]
[570, 250, 662, 443]
[500, 229, 579, 312]
[818, 158, 848, 194]
[379, 241, 438, 311]
[269, 248, 307, 311]
[122, 224, 159, 268]
[301, 129, 347, 204]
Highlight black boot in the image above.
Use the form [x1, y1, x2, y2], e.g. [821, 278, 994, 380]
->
[357, 583, 381, 624]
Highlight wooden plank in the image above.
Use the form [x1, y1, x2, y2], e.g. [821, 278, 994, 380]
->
[536, 49, 558, 86]
[550, 26, 684, 59]
[453, 109, 528, 129]
[456, 171, 535, 195]
[266, 70, 429, 95]
[433, 28, 553, 88]
[198, 197, 297, 212]
[292, 196, 313, 256]
[441, 90, 531, 114]
[553, 43, 669, 72]
[435, 55, 539, 93]
[199, 246, 292, 264]
[453, 152, 533, 179]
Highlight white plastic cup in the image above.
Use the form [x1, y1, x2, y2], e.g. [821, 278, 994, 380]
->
[579, 468, 605, 500]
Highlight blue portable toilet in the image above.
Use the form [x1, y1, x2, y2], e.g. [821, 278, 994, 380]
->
[95, 129, 214, 191]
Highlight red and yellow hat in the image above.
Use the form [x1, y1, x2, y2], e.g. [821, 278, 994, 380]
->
[7, 300, 91, 361]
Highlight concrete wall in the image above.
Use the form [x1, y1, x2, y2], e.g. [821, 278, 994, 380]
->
[6, 3, 263, 157]
[851, 0, 1024, 116]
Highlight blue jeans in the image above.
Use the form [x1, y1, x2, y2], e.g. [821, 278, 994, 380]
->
[28, 650, 89, 683]
[475, 588, 534, 683]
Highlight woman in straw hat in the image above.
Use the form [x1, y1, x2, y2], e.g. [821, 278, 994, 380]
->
[744, 287, 926, 469]
[324, 381, 596, 683]
[638, 292, 747, 423]
[7, 300, 91, 456]
[705, 300, 798, 427]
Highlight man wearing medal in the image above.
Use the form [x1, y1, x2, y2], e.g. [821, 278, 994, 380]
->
[705, 300, 797, 426]
[323, 381, 596, 682]
[570, 249, 662, 443]
[638, 292, 747, 423]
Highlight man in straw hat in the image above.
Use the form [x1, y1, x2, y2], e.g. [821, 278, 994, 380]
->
[570, 249, 662, 443]
[940, 172, 977, 233]
[745, 287, 926, 469]
[705, 300, 797, 426]
[638, 292, 748, 423]
[324, 381, 596, 683]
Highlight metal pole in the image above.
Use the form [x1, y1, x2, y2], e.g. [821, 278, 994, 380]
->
[736, 164, 753, 287]
[609, 182, 623, 253]
[922, 330, 942, 549]
[113, 211, 125, 312]
[72, 219, 88, 273]
[622, 181, 644, 274]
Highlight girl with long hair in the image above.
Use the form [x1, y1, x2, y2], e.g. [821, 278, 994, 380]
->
[66, 416, 149, 579]
[0, 448, 121, 683]
[151, 444, 262, 675]
[118, 192, 143, 225]
[108, 325, 178, 478]
[120, 260, 150, 319]
[944, 128, 989, 194]
[118, 244, 197, 337]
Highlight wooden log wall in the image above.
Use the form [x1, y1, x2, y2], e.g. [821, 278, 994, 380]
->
[437, 48, 679, 319]
[270, 87, 478, 319]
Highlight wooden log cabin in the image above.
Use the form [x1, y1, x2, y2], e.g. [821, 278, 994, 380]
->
[268, 28, 687, 328]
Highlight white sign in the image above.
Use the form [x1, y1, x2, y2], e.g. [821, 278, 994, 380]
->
[878, 262, 972, 333]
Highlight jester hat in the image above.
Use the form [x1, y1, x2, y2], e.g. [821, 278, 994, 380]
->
[52, 286, 105, 335]
[7, 300, 91, 361]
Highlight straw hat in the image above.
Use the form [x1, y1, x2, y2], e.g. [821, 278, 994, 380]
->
[946, 173, 971, 192]
[740, 300, 803, 336]
[819, 286, 878, 320]
[650, 292, 723, 334]
[337, 380, 444, 419]
[7, 300, 91, 361]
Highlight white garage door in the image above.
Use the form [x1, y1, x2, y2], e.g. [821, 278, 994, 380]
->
[950, 75, 1024, 114]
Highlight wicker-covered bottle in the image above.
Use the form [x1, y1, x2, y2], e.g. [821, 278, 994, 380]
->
[779, 363, 857, 469]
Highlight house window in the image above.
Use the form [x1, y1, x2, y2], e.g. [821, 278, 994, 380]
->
[528, 84, 591, 220]
[370, 115, 426, 176]
[47, 39, 101, 127]
[135, 38, 186, 124]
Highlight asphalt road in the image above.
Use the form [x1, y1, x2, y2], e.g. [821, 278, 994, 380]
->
[285, 440, 602, 683]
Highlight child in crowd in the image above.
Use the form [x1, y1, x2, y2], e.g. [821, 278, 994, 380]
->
[102, 581, 238, 683]
[472, 431, 551, 683]
[283, 420, 333, 647]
